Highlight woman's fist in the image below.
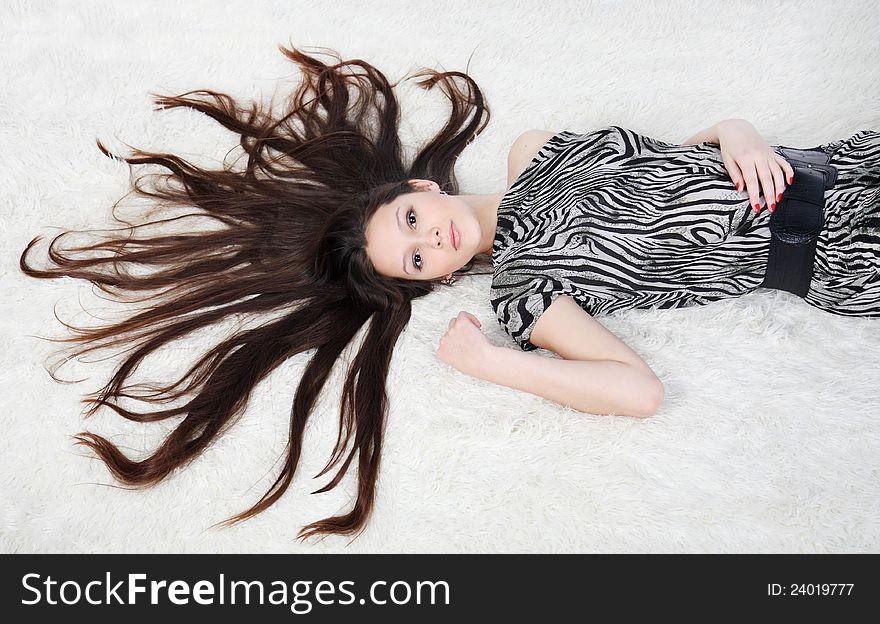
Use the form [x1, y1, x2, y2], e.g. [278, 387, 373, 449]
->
[436, 311, 494, 379]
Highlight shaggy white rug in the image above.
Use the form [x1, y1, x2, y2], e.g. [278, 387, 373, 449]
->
[1, 0, 878, 554]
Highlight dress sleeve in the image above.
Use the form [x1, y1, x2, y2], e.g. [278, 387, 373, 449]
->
[490, 274, 568, 352]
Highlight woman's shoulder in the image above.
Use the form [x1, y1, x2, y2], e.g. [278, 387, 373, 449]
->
[506, 126, 632, 188]
[506, 129, 563, 188]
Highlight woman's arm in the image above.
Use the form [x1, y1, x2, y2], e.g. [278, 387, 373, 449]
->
[477, 347, 662, 418]
[681, 121, 723, 145]
[438, 299, 663, 418]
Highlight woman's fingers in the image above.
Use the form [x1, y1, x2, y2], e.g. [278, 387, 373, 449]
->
[722, 153, 741, 191]
[775, 154, 795, 185]
[756, 160, 778, 212]
[451, 311, 481, 330]
[741, 163, 762, 213]
[726, 150, 796, 214]
[460, 311, 481, 328]
[768, 158, 787, 208]
[745, 158, 789, 213]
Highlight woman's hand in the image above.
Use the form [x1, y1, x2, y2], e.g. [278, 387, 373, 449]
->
[437, 311, 495, 379]
[717, 119, 796, 214]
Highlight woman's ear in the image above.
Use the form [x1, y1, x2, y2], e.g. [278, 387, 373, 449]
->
[407, 178, 440, 193]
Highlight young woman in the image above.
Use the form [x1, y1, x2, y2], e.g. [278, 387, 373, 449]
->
[366, 119, 880, 420]
[20, 45, 880, 542]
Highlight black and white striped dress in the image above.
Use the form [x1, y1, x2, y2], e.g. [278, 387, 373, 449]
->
[490, 126, 880, 351]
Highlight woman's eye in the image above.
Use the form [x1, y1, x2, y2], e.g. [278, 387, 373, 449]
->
[407, 208, 422, 271]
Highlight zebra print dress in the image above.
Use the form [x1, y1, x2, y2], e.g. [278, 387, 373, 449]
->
[490, 125, 880, 351]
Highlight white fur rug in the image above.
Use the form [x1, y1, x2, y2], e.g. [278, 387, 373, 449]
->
[1, 0, 878, 553]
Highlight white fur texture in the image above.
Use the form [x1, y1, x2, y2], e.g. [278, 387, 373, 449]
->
[1, 0, 879, 553]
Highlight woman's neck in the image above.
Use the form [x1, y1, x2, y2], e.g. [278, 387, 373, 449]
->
[458, 191, 505, 256]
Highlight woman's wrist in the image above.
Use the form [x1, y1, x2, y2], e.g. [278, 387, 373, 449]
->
[716, 118, 758, 145]
[477, 344, 507, 380]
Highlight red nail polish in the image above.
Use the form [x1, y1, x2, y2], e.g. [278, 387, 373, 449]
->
[776, 193, 782, 202]
[754, 203, 760, 212]
[788, 177, 793, 184]
[770, 203, 776, 210]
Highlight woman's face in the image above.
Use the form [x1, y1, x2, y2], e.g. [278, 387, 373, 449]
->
[364, 180, 480, 282]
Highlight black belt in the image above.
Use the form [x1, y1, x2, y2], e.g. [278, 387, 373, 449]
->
[759, 146, 838, 298]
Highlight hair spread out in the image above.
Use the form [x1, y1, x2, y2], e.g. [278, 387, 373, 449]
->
[19, 44, 493, 542]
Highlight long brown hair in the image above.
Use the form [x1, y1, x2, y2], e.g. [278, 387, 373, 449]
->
[19, 44, 493, 542]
